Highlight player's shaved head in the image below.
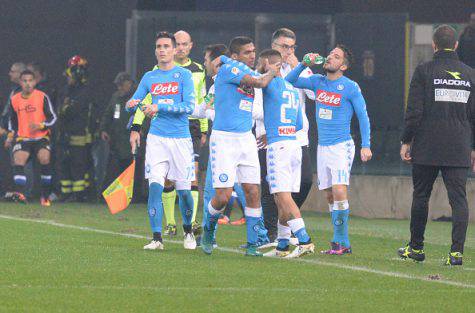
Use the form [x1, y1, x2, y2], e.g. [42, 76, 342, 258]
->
[174, 30, 192, 42]
[174, 30, 193, 63]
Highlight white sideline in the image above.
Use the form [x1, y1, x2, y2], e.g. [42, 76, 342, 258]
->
[1, 214, 474, 289]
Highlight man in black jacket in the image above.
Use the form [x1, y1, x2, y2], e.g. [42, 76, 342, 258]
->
[398, 25, 475, 266]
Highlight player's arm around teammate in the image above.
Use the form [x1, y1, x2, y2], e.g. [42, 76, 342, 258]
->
[256, 49, 315, 258]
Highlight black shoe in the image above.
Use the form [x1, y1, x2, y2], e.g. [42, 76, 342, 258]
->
[192, 221, 202, 236]
[398, 244, 425, 262]
[445, 252, 463, 266]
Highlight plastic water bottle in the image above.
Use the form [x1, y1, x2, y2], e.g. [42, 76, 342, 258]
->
[303, 53, 326, 66]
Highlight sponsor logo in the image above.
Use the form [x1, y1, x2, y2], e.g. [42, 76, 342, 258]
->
[278, 126, 296, 135]
[318, 108, 333, 120]
[148, 208, 156, 217]
[145, 164, 151, 173]
[219, 174, 228, 182]
[445, 71, 461, 80]
[434, 89, 470, 103]
[237, 85, 255, 98]
[18, 104, 37, 113]
[157, 99, 174, 104]
[434, 78, 470, 87]
[150, 82, 179, 95]
[239, 99, 253, 112]
[316, 90, 342, 106]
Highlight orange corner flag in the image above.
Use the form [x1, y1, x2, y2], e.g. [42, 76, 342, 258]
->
[102, 159, 135, 214]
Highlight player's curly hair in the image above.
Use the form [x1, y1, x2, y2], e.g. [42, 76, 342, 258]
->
[336, 44, 354, 69]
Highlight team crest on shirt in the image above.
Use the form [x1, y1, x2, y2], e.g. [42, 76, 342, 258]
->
[173, 72, 180, 78]
[231, 67, 240, 75]
[219, 174, 228, 182]
[337, 84, 344, 91]
[145, 164, 151, 173]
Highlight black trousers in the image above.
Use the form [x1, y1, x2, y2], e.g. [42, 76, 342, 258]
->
[409, 164, 469, 253]
[260, 145, 313, 242]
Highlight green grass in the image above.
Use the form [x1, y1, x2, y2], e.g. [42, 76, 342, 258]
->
[0, 201, 474, 313]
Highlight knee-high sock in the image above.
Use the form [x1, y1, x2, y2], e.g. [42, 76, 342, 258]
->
[162, 186, 176, 225]
[177, 189, 194, 232]
[148, 183, 164, 234]
[288, 217, 311, 244]
[13, 165, 26, 194]
[245, 207, 262, 245]
[40, 164, 52, 198]
[332, 200, 350, 247]
[190, 186, 199, 224]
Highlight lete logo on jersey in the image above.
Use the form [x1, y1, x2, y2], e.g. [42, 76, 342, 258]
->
[150, 82, 179, 95]
[316, 90, 342, 107]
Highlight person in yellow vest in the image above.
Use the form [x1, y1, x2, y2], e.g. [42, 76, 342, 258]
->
[130, 30, 206, 236]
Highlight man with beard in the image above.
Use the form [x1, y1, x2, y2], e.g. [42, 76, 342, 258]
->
[287, 45, 372, 255]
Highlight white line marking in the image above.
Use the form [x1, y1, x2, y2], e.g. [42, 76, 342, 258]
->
[0, 284, 311, 293]
[1, 214, 474, 289]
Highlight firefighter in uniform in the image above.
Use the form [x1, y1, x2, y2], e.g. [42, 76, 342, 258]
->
[57, 55, 95, 202]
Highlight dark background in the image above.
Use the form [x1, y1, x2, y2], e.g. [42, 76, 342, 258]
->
[1, 0, 473, 107]
[0, 0, 473, 176]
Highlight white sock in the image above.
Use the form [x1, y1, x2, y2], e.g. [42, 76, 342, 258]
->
[277, 221, 291, 240]
[333, 200, 349, 211]
[287, 217, 305, 234]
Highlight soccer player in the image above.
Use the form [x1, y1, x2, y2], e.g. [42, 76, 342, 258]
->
[258, 27, 315, 243]
[5, 70, 57, 205]
[126, 31, 196, 250]
[200, 36, 279, 256]
[286, 45, 372, 255]
[256, 49, 315, 258]
[130, 30, 207, 238]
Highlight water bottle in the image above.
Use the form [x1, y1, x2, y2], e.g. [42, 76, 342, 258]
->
[303, 53, 326, 66]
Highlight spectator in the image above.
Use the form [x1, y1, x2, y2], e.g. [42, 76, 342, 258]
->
[457, 12, 475, 68]
[100, 72, 135, 189]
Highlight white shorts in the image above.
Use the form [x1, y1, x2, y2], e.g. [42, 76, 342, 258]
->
[145, 134, 195, 190]
[210, 130, 260, 188]
[267, 140, 302, 194]
[317, 139, 355, 190]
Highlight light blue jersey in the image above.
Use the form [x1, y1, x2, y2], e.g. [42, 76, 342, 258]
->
[262, 76, 303, 145]
[212, 56, 258, 133]
[126, 66, 195, 138]
[286, 63, 370, 147]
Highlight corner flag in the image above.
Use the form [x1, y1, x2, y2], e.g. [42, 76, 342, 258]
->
[102, 159, 135, 214]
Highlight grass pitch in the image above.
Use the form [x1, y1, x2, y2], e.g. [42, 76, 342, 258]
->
[0, 201, 473, 313]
